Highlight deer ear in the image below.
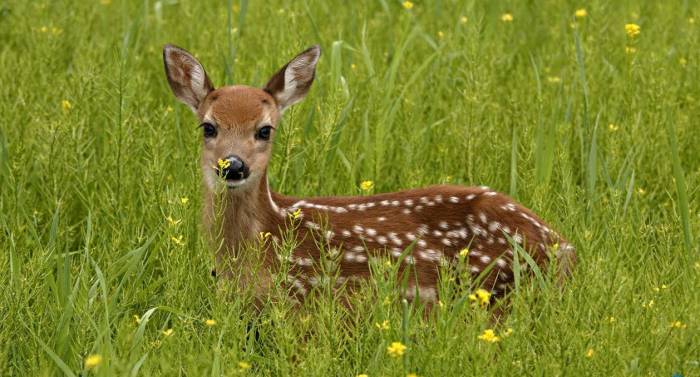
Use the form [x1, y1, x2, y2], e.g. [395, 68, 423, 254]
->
[264, 45, 320, 112]
[163, 44, 214, 113]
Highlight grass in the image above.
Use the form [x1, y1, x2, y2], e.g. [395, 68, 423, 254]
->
[1, 0, 699, 375]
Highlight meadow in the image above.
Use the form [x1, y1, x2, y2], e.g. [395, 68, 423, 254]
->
[1, 0, 699, 375]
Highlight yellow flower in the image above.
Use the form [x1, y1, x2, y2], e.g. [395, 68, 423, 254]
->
[607, 316, 616, 323]
[641, 299, 654, 308]
[460, 16, 468, 24]
[477, 329, 500, 343]
[547, 76, 561, 84]
[375, 320, 390, 330]
[636, 187, 646, 195]
[171, 235, 185, 246]
[360, 180, 374, 191]
[61, 100, 72, 112]
[501, 13, 513, 22]
[575, 8, 587, 18]
[166, 216, 181, 226]
[689, 17, 695, 24]
[402, 1, 414, 10]
[180, 197, 189, 205]
[291, 208, 303, 220]
[205, 319, 217, 326]
[217, 158, 231, 170]
[238, 361, 252, 370]
[357, 374, 368, 377]
[468, 288, 491, 307]
[625, 46, 637, 54]
[387, 341, 407, 357]
[585, 348, 594, 358]
[502, 328, 513, 337]
[162, 328, 174, 337]
[679, 58, 687, 66]
[258, 231, 272, 240]
[437, 31, 444, 39]
[670, 321, 687, 329]
[39, 26, 48, 33]
[351, 63, 357, 70]
[164, 106, 173, 114]
[407, 374, 418, 377]
[84, 354, 103, 369]
[625, 23, 641, 38]
[608, 123, 619, 132]
[459, 248, 469, 257]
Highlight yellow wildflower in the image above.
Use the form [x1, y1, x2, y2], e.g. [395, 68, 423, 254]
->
[679, 58, 687, 66]
[502, 328, 513, 337]
[625, 23, 641, 38]
[61, 100, 72, 113]
[39, 26, 49, 33]
[180, 197, 189, 205]
[575, 8, 587, 18]
[84, 354, 103, 369]
[291, 208, 303, 220]
[162, 328, 174, 337]
[437, 31, 444, 39]
[217, 158, 231, 170]
[351, 63, 357, 70]
[636, 187, 646, 195]
[166, 216, 181, 226]
[171, 235, 185, 246]
[164, 106, 173, 114]
[360, 180, 374, 191]
[460, 16, 468, 24]
[501, 13, 513, 22]
[477, 329, 500, 343]
[459, 248, 469, 257]
[387, 341, 407, 357]
[607, 316, 616, 323]
[357, 374, 368, 377]
[642, 299, 654, 308]
[670, 321, 687, 329]
[204, 319, 217, 326]
[468, 288, 491, 307]
[585, 348, 594, 358]
[407, 374, 418, 377]
[375, 320, 390, 331]
[402, 1, 414, 10]
[238, 361, 252, 370]
[608, 123, 619, 132]
[689, 17, 695, 24]
[258, 231, 272, 240]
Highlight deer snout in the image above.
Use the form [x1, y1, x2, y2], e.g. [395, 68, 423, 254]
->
[216, 155, 250, 181]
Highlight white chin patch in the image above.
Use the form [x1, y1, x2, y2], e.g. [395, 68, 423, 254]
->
[225, 179, 247, 189]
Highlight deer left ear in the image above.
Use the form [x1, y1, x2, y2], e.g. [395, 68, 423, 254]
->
[264, 45, 320, 112]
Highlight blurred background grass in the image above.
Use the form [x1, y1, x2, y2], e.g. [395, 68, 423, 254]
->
[0, 0, 698, 375]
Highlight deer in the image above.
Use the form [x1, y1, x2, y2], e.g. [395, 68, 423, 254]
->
[162, 44, 576, 311]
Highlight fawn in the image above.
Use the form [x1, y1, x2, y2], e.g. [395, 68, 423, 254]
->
[163, 44, 576, 308]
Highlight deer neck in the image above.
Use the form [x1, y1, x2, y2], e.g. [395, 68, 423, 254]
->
[204, 171, 281, 257]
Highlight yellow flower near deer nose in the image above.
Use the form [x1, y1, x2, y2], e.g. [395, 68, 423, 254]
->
[360, 180, 374, 191]
[84, 354, 103, 369]
[386, 341, 407, 357]
[217, 159, 231, 170]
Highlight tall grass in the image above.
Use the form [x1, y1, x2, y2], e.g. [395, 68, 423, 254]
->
[1, 0, 698, 376]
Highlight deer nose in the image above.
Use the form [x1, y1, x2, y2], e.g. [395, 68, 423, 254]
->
[217, 155, 250, 181]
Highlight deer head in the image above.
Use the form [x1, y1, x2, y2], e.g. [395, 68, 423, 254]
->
[163, 44, 320, 192]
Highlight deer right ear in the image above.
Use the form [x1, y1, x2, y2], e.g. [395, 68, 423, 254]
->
[163, 44, 214, 113]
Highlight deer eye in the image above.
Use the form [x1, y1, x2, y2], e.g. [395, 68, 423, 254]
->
[201, 123, 217, 138]
[255, 125, 273, 141]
